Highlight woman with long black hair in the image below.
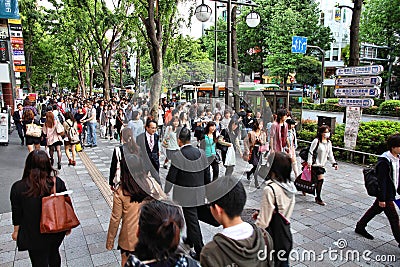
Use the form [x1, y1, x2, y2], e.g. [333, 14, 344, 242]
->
[10, 150, 70, 267]
[218, 119, 243, 177]
[201, 121, 219, 181]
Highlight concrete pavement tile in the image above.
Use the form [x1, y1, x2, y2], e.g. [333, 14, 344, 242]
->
[0, 226, 12, 235]
[1, 214, 10, 220]
[324, 220, 348, 231]
[372, 229, 396, 243]
[112, 250, 121, 262]
[0, 241, 16, 253]
[66, 256, 94, 267]
[366, 220, 386, 230]
[11, 258, 31, 267]
[88, 242, 109, 255]
[91, 251, 117, 266]
[73, 195, 90, 203]
[0, 234, 11, 243]
[82, 224, 104, 236]
[67, 227, 84, 239]
[292, 233, 312, 246]
[314, 236, 336, 247]
[101, 223, 109, 232]
[0, 251, 14, 264]
[97, 262, 120, 267]
[75, 205, 95, 214]
[0, 263, 13, 267]
[298, 228, 325, 241]
[76, 210, 97, 220]
[63, 235, 87, 250]
[80, 217, 101, 227]
[290, 220, 310, 232]
[14, 250, 28, 260]
[65, 244, 90, 260]
[85, 232, 107, 245]
[74, 200, 92, 210]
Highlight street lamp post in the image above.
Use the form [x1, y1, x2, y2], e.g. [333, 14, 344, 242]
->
[195, 0, 259, 110]
[307, 45, 325, 103]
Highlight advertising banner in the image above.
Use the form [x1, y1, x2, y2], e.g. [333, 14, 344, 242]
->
[0, 40, 9, 62]
[344, 107, 361, 149]
[10, 37, 22, 44]
[0, 23, 8, 39]
[14, 65, 25, 72]
[0, 0, 20, 19]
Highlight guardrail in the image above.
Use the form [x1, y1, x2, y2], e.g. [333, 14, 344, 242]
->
[298, 139, 379, 165]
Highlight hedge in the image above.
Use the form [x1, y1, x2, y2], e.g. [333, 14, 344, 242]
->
[298, 120, 400, 164]
[303, 99, 400, 117]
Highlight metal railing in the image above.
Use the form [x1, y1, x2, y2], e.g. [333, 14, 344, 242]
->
[298, 139, 379, 165]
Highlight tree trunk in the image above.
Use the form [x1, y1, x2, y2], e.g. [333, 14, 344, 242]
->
[89, 55, 94, 97]
[135, 51, 140, 96]
[103, 67, 110, 100]
[149, 45, 163, 119]
[231, 6, 240, 112]
[349, 0, 363, 66]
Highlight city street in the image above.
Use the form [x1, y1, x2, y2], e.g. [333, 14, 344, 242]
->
[0, 130, 399, 266]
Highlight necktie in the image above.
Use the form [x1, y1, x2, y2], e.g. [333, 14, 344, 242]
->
[150, 135, 154, 151]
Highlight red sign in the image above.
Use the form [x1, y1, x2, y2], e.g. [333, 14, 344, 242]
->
[11, 43, 23, 51]
[13, 60, 24, 65]
[10, 37, 23, 44]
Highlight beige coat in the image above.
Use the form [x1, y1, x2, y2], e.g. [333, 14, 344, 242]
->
[106, 187, 141, 251]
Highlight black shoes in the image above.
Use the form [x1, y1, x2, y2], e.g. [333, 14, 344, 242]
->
[355, 225, 374, 240]
[92, 144, 97, 148]
[246, 171, 251, 180]
[57, 162, 62, 170]
[189, 251, 200, 261]
[50, 157, 54, 166]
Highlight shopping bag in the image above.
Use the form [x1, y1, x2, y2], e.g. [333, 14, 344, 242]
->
[26, 123, 42, 137]
[224, 145, 236, 166]
[294, 174, 315, 195]
[300, 167, 312, 182]
[40, 177, 80, 233]
[75, 143, 83, 152]
[56, 121, 65, 136]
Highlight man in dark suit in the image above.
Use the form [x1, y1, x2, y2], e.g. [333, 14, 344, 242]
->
[136, 119, 160, 184]
[12, 103, 24, 146]
[165, 127, 217, 260]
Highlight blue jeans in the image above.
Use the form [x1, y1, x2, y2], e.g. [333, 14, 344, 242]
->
[87, 122, 97, 145]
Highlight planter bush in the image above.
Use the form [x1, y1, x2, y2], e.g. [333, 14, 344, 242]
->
[378, 100, 400, 117]
[298, 120, 400, 164]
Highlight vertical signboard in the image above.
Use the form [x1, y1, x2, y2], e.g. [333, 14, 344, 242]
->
[7, 18, 24, 73]
[0, 0, 20, 19]
[344, 107, 361, 149]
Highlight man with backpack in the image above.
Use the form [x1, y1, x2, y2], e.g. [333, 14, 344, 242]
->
[200, 181, 274, 267]
[356, 133, 400, 247]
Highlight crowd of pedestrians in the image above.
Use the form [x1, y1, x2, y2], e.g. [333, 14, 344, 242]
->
[9, 93, 400, 267]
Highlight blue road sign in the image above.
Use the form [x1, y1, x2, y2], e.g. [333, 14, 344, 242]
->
[334, 87, 381, 97]
[338, 98, 374, 108]
[292, 36, 307, 54]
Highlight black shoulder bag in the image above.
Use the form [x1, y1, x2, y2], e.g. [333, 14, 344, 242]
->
[266, 184, 293, 262]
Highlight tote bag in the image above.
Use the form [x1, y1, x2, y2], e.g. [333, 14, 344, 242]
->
[40, 177, 80, 233]
[224, 146, 236, 167]
[26, 122, 42, 137]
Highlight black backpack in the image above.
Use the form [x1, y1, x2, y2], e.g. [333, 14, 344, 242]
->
[363, 167, 378, 197]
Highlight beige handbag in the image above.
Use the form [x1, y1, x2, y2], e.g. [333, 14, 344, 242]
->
[56, 121, 65, 136]
[26, 122, 42, 137]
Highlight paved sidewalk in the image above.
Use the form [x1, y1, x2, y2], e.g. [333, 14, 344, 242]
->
[0, 135, 399, 266]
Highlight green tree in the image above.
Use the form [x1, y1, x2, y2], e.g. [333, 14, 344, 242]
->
[236, 0, 332, 89]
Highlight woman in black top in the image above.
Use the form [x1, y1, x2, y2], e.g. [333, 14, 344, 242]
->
[10, 150, 69, 267]
[115, 108, 126, 142]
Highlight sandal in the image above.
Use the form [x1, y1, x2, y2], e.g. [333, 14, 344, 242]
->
[315, 197, 326, 206]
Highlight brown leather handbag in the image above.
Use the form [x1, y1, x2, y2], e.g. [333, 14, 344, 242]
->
[40, 177, 80, 233]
